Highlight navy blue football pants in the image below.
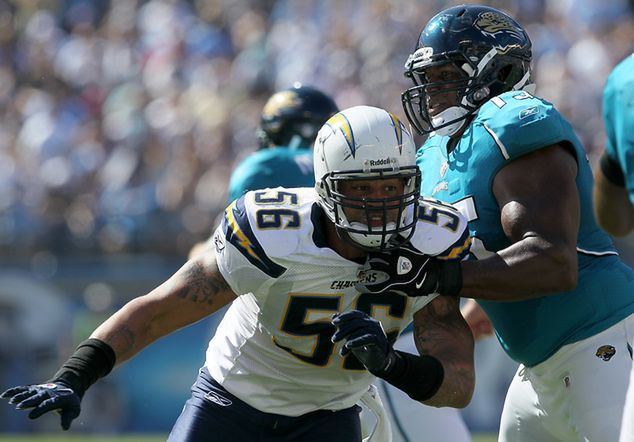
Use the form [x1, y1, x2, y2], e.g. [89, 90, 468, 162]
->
[168, 367, 362, 441]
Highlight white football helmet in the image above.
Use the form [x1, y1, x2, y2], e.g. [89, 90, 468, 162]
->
[313, 105, 421, 250]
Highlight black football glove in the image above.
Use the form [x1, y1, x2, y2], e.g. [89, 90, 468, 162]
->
[331, 310, 398, 375]
[1, 381, 82, 430]
[355, 243, 462, 297]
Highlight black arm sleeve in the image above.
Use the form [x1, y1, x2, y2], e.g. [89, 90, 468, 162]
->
[600, 150, 625, 187]
[50, 338, 116, 397]
[372, 350, 444, 401]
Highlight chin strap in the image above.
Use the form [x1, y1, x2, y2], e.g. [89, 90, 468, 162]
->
[348, 222, 397, 249]
[432, 106, 470, 137]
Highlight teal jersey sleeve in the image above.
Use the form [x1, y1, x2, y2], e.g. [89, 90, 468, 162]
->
[602, 54, 634, 202]
[227, 148, 314, 202]
[228, 156, 270, 202]
[476, 90, 573, 161]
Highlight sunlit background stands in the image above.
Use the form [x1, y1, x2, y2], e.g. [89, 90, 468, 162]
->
[1, 0, 633, 437]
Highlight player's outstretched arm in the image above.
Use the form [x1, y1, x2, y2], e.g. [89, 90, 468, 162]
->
[412, 295, 475, 408]
[460, 144, 580, 300]
[1, 252, 237, 430]
[91, 251, 237, 364]
[358, 145, 579, 302]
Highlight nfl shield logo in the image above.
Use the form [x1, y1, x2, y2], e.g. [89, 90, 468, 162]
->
[397, 256, 413, 275]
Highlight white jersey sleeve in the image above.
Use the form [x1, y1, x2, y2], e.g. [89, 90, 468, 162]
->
[410, 197, 471, 260]
[213, 194, 288, 295]
[407, 197, 471, 313]
[213, 225, 272, 296]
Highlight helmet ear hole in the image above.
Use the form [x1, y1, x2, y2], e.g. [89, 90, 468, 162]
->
[470, 87, 490, 103]
[497, 65, 514, 82]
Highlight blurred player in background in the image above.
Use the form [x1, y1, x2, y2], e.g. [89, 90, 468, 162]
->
[227, 82, 339, 202]
[358, 5, 634, 441]
[594, 54, 634, 236]
[593, 53, 634, 442]
[189, 83, 339, 260]
[2, 106, 475, 442]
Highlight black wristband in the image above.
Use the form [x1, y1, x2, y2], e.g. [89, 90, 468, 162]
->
[600, 151, 625, 187]
[50, 338, 116, 398]
[372, 350, 444, 401]
[438, 260, 462, 296]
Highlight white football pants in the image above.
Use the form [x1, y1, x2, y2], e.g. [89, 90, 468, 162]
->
[499, 314, 634, 442]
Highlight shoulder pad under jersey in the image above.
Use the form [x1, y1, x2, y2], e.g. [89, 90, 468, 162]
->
[475, 90, 574, 161]
[409, 197, 471, 260]
[222, 187, 316, 272]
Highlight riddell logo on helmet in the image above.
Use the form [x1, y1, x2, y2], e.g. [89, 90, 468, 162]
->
[369, 158, 392, 167]
[410, 47, 433, 62]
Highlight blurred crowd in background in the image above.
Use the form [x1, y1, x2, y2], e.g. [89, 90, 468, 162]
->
[2, 0, 634, 435]
[1, 0, 634, 258]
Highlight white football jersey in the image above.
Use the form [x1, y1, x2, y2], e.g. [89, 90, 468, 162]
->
[206, 187, 470, 416]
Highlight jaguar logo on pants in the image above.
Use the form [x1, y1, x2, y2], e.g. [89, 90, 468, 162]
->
[595, 345, 616, 361]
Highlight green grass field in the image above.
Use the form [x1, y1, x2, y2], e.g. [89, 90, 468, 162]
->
[0, 437, 164, 442]
[0, 435, 498, 442]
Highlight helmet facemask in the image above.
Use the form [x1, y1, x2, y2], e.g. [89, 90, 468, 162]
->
[317, 164, 421, 251]
[403, 51, 475, 137]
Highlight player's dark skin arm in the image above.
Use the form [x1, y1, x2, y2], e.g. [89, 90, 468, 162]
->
[413, 295, 474, 408]
[593, 167, 634, 236]
[459, 144, 580, 300]
[91, 252, 237, 365]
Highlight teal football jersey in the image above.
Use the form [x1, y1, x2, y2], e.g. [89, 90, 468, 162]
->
[603, 54, 634, 202]
[418, 90, 634, 366]
[227, 147, 314, 202]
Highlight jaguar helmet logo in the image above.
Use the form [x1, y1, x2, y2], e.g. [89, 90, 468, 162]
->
[595, 345, 616, 361]
[474, 12, 524, 40]
[262, 91, 301, 119]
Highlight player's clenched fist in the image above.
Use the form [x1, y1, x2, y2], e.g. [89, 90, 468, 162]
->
[331, 310, 397, 375]
[1, 382, 82, 430]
